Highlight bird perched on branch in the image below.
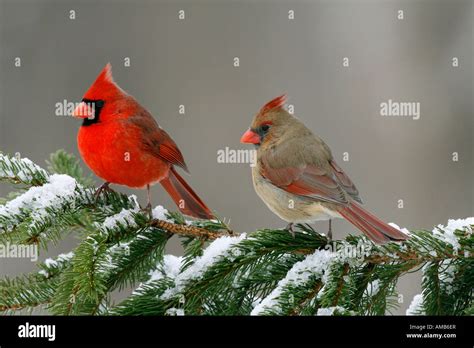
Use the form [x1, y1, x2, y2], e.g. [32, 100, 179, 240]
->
[240, 95, 408, 244]
[72, 63, 214, 219]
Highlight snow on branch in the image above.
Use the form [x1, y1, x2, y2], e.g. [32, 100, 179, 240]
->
[160, 234, 247, 300]
[0, 151, 472, 316]
[0, 174, 78, 235]
[0, 153, 49, 186]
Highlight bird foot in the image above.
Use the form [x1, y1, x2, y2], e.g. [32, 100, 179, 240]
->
[327, 219, 333, 241]
[94, 182, 114, 203]
[286, 223, 295, 238]
[142, 203, 153, 220]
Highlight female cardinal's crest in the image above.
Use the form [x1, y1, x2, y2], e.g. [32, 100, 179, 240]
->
[259, 94, 287, 115]
[82, 63, 126, 101]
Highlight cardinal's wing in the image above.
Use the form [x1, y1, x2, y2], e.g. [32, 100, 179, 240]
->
[126, 110, 189, 172]
[258, 137, 362, 205]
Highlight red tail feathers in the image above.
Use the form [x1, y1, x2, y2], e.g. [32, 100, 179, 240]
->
[160, 167, 214, 220]
[338, 202, 408, 244]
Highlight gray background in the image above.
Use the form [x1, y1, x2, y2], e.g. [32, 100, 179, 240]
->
[0, 0, 473, 314]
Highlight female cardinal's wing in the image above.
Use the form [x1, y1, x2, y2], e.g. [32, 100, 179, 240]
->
[126, 111, 189, 172]
[259, 138, 362, 205]
[329, 160, 362, 203]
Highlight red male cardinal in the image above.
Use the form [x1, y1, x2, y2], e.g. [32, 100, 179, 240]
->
[72, 63, 214, 219]
[240, 95, 408, 244]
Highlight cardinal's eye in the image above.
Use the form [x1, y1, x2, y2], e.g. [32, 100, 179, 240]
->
[260, 124, 270, 132]
[82, 98, 105, 108]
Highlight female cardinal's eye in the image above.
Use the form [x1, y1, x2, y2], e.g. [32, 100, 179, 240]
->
[261, 124, 270, 132]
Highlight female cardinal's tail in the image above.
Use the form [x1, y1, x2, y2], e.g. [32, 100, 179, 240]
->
[160, 167, 214, 220]
[337, 202, 408, 244]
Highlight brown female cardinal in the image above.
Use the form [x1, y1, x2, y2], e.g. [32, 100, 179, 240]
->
[72, 63, 214, 219]
[240, 95, 408, 244]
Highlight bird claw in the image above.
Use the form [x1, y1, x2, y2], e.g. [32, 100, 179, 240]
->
[94, 182, 114, 203]
[286, 223, 296, 238]
[327, 219, 333, 241]
[142, 203, 153, 220]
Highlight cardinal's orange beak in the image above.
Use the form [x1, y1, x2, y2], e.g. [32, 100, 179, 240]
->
[72, 102, 94, 119]
[240, 128, 260, 144]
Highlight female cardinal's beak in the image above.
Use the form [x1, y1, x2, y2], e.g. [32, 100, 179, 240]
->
[72, 102, 94, 119]
[240, 129, 260, 144]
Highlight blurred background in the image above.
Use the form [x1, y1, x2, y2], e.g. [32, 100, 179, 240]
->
[0, 0, 472, 314]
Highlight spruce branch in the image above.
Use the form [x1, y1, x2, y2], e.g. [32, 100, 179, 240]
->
[149, 219, 234, 240]
[0, 252, 72, 313]
[0, 153, 49, 187]
[0, 151, 472, 316]
[46, 149, 95, 186]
